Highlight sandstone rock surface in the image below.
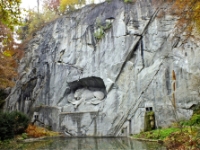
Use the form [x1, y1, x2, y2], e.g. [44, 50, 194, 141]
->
[5, 0, 200, 136]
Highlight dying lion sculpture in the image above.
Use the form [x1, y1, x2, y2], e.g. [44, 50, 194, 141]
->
[68, 88, 105, 108]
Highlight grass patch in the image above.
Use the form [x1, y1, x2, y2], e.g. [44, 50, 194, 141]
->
[134, 127, 180, 140]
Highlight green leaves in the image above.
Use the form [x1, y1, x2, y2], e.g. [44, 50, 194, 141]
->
[0, 0, 22, 31]
[124, 0, 133, 3]
[0, 111, 29, 140]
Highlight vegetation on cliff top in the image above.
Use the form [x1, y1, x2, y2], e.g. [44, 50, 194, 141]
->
[1, 0, 200, 91]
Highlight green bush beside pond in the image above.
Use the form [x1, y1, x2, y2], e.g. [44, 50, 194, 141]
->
[0, 111, 29, 140]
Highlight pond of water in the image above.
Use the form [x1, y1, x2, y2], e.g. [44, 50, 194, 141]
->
[20, 137, 166, 150]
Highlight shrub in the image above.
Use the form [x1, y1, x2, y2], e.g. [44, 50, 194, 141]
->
[0, 112, 15, 140]
[10, 111, 29, 134]
[182, 114, 200, 126]
[94, 22, 112, 40]
[21, 133, 28, 139]
[0, 111, 29, 141]
[94, 27, 104, 40]
[0, 90, 8, 109]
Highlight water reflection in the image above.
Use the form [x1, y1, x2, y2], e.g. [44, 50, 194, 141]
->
[32, 137, 166, 150]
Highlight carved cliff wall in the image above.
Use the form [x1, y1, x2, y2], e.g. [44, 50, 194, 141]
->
[5, 0, 200, 136]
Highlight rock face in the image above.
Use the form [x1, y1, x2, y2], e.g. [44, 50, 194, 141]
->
[5, 0, 200, 136]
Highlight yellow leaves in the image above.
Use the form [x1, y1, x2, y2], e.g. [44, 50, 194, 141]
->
[192, 1, 200, 32]
[0, 0, 22, 31]
[26, 124, 59, 138]
[60, 0, 79, 6]
[60, 0, 79, 12]
[2, 50, 13, 57]
[194, 4, 200, 10]
[171, 0, 200, 36]
[59, 0, 86, 12]
[0, 47, 23, 89]
[0, 1, 23, 90]
[26, 124, 46, 138]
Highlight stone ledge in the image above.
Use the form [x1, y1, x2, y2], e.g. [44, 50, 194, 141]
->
[59, 111, 98, 115]
[35, 105, 61, 109]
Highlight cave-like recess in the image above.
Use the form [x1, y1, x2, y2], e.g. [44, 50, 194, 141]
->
[68, 76, 106, 92]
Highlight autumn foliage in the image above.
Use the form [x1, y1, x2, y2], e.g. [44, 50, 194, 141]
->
[43, 0, 86, 13]
[18, 8, 59, 41]
[0, 24, 23, 89]
[167, 0, 200, 37]
[43, 0, 61, 13]
[0, 49, 23, 89]
[26, 124, 59, 138]
[26, 124, 47, 138]
[0, 0, 23, 90]
[0, 46, 23, 89]
[0, 0, 22, 31]
[60, 0, 86, 12]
